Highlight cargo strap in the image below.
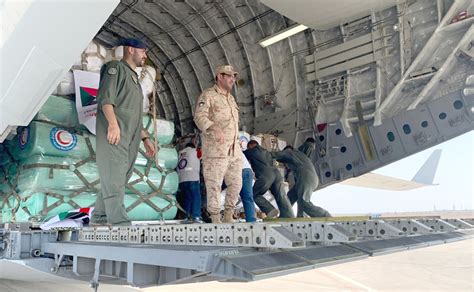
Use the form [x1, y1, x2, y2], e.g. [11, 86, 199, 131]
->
[0, 149, 22, 221]
[3, 131, 99, 221]
[125, 158, 178, 214]
[2, 118, 177, 222]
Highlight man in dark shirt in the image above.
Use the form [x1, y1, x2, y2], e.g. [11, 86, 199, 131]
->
[244, 140, 294, 218]
[298, 137, 316, 158]
[273, 145, 331, 218]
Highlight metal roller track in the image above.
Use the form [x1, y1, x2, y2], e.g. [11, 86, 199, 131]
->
[78, 217, 474, 248]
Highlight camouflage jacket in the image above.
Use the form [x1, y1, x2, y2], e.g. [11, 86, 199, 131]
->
[194, 85, 240, 158]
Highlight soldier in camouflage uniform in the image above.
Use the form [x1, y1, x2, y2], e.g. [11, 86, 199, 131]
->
[194, 65, 242, 223]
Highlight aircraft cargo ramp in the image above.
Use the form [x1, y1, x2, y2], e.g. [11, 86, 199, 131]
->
[1, 217, 472, 290]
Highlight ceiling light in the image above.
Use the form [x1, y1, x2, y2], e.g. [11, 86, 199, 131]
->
[258, 24, 308, 48]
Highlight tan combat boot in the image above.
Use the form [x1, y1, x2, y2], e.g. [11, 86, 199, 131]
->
[210, 214, 221, 224]
[223, 210, 234, 223]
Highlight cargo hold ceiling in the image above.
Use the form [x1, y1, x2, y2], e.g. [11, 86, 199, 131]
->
[94, 0, 466, 143]
[95, 0, 305, 137]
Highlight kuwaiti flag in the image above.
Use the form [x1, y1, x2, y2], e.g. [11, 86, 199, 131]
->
[73, 70, 100, 135]
[40, 207, 94, 230]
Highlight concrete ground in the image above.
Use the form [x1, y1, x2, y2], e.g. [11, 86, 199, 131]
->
[1, 237, 473, 292]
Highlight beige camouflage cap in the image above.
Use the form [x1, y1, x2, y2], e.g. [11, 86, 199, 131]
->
[216, 65, 239, 77]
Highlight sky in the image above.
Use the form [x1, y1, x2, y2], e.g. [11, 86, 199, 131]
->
[313, 131, 473, 215]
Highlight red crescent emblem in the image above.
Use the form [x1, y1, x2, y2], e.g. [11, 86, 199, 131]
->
[56, 130, 71, 145]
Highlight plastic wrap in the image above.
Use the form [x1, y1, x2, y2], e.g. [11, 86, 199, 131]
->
[11, 155, 98, 192]
[127, 168, 179, 195]
[135, 66, 156, 97]
[7, 121, 95, 160]
[142, 115, 175, 145]
[1, 191, 177, 223]
[81, 41, 107, 72]
[52, 71, 75, 96]
[34, 95, 82, 128]
[135, 146, 178, 169]
[0, 164, 10, 194]
[10, 155, 178, 195]
[0, 143, 13, 166]
[111, 46, 123, 60]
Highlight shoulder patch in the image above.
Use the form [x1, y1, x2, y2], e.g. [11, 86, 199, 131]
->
[198, 101, 205, 107]
[108, 67, 118, 75]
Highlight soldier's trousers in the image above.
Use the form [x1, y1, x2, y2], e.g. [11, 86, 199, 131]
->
[202, 155, 242, 215]
[287, 170, 331, 218]
[253, 168, 294, 218]
[93, 139, 139, 224]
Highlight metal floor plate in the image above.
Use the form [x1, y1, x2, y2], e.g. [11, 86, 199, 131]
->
[220, 250, 312, 278]
[344, 232, 468, 255]
[289, 244, 367, 265]
[217, 244, 368, 280]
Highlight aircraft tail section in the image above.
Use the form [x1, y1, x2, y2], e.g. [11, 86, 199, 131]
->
[411, 149, 442, 185]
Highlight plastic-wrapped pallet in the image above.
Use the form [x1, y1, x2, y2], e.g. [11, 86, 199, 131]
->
[12, 120, 178, 169]
[0, 164, 10, 195]
[51, 71, 75, 96]
[136, 66, 156, 96]
[111, 46, 123, 61]
[1, 97, 181, 223]
[2, 155, 179, 222]
[135, 146, 178, 169]
[138, 115, 178, 169]
[142, 115, 175, 145]
[136, 65, 157, 113]
[0, 143, 12, 166]
[1, 191, 177, 223]
[251, 134, 286, 151]
[8, 122, 95, 160]
[34, 95, 82, 128]
[8, 155, 178, 195]
[80, 41, 108, 73]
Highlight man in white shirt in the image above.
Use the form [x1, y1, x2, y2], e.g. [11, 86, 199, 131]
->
[177, 143, 203, 223]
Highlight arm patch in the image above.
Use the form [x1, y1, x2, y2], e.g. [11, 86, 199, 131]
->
[108, 67, 118, 75]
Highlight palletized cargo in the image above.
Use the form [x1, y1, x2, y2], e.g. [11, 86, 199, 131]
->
[34, 95, 82, 128]
[142, 115, 175, 145]
[1, 92, 180, 223]
[8, 155, 178, 195]
[136, 145, 178, 169]
[8, 121, 94, 160]
[8, 121, 178, 169]
[1, 191, 177, 223]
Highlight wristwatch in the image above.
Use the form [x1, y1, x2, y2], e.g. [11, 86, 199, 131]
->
[141, 137, 150, 142]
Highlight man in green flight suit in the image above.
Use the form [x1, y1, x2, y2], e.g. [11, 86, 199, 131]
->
[91, 38, 156, 225]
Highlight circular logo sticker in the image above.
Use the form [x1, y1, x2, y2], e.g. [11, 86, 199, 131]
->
[18, 127, 30, 149]
[50, 127, 77, 151]
[178, 158, 188, 170]
[239, 135, 249, 150]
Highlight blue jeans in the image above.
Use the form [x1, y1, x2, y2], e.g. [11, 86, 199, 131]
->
[240, 168, 256, 222]
[179, 181, 202, 219]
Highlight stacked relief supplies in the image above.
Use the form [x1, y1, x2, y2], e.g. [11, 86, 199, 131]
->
[0, 40, 178, 223]
[0, 96, 179, 223]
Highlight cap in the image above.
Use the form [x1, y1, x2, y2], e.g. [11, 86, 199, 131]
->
[120, 38, 147, 49]
[216, 65, 238, 77]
